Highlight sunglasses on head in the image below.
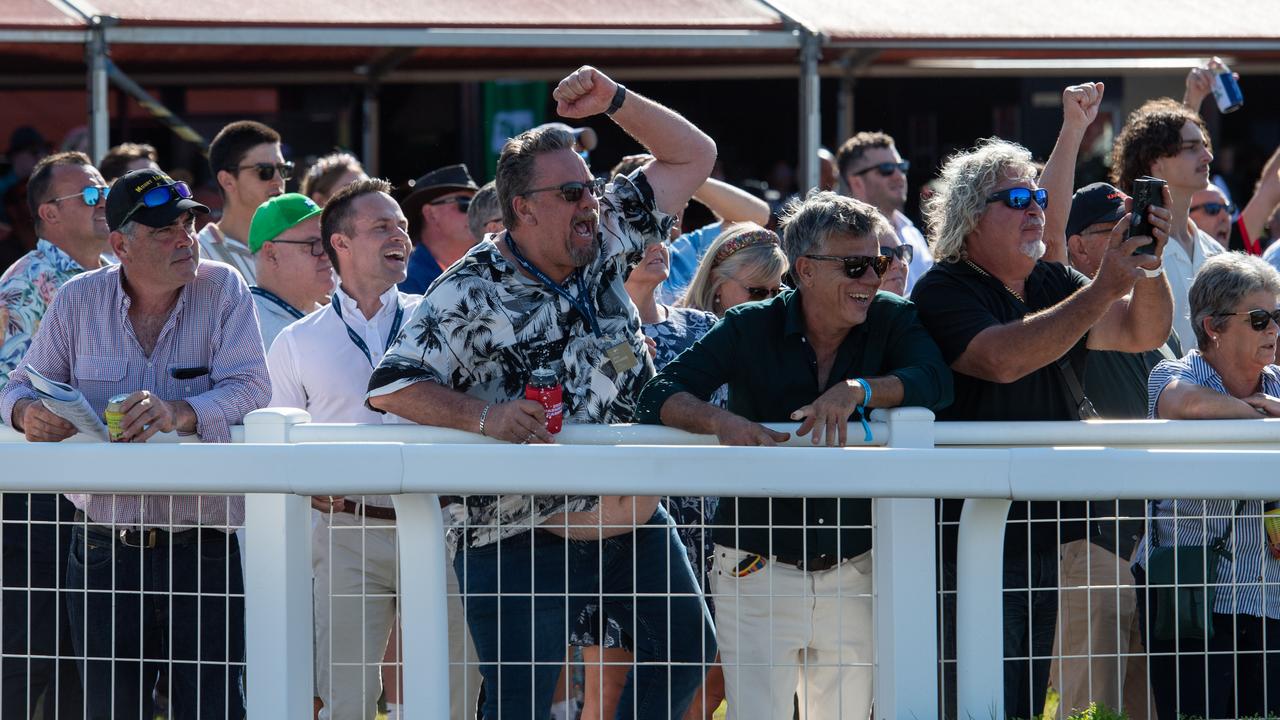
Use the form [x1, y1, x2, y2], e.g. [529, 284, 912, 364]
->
[46, 184, 108, 207]
[986, 187, 1048, 210]
[118, 181, 193, 228]
[853, 161, 910, 177]
[1216, 308, 1280, 332]
[429, 196, 472, 213]
[231, 162, 294, 182]
[521, 177, 606, 203]
[803, 254, 892, 279]
[1191, 201, 1236, 217]
[880, 244, 914, 264]
[269, 236, 326, 257]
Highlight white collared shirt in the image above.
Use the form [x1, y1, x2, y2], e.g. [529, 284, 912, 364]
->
[893, 210, 933, 295]
[252, 290, 311, 352]
[1163, 228, 1225, 352]
[266, 284, 421, 508]
[196, 224, 257, 285]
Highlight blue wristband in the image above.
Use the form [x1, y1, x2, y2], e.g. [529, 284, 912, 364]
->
[853, 378, 872, 442]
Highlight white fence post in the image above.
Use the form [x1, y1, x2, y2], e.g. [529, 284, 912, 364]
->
[956, 497, 1012, 720]
[874, 407, 939, 719]
[242, 408, 315, 720]
[392, 492, 450, 720]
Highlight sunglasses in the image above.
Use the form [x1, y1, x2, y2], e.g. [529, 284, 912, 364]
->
[853, 161, 910, 177]
[986, 187, 1048, 210]
[739, 283, 784, 301]
[270, 237, 326, 257]
[46, 184, 109, 207]
[1215, 308, 1280, 332]
[803, 254, 892, 279]
[1190, 201, 1236, 217]
[521, 177, 606, 203]
[880, 244, 914, 264]
[429, 196, 472, 213]
[118, 181, 193, 228]
[231, 162, 294, 182]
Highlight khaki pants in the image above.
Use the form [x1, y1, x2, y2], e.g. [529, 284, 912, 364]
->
[1048, 539, 1152, 719]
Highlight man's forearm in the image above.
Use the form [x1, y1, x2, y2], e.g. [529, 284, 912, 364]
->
[10, 397, 33, 431]
[658, 392, 734, 436]
[368, 380, 487, 433]
[1241, 181, 1280, 244]
[609, 90, 716, 215]
[1119, 276, 1175, 350]
[1039, 124, 1086, 264]
[862, 376, 905, 408]
[692, 178, 771, 226]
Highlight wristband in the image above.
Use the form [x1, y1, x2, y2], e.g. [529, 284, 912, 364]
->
[1140, 264, 1164, 279]
[478, 403, 493, 436]
[852, 378, 873, 442]
[605, 83, 627, 116]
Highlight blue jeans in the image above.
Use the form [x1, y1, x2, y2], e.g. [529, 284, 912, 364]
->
[65, 525, 245, 720]
[455, 506, 715, 719]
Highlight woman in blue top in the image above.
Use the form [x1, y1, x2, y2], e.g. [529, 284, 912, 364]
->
[1138, 252, 1280, 719]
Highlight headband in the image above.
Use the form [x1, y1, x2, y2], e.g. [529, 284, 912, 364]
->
[712, 229, 780, 267]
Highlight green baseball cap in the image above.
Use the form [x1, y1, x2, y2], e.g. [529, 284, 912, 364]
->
[249, 193, 323, 254]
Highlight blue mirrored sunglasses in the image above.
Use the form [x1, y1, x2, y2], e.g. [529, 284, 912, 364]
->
[119, 181, 193, 227]
[1191, 201, 1237, 216]
[47, 185, 108, 207]
[986, 187, 1048, 210]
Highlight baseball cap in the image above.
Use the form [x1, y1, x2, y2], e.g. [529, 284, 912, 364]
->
[1066, 182, 1128, 238]
[249, 193, 323, 253]
[105, 168, 208, 231]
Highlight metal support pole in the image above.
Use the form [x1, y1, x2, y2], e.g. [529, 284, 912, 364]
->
[798, 30, 821, 195]
[837, 70, 855, 147]
[393, 493, 450, 719]
[87, 19, 109, 164]
[362, 80, 381, 176]
[956, 498, 1013, 720]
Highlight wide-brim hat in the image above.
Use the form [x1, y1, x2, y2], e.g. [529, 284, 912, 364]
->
[399, 163, 479, 231]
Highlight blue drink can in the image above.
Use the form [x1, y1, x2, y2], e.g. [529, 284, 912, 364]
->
[1212, 62, 1244, 114]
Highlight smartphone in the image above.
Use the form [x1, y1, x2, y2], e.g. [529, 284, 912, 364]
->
[1127, 176, 1166, 255]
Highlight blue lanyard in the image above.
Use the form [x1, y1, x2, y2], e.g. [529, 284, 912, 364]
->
[505, 233, 602, 338]
[250, 286, 305, 320]
[330, 292, 403, 366]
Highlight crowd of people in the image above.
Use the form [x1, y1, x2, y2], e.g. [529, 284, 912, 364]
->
[2, 60, 1280, 720]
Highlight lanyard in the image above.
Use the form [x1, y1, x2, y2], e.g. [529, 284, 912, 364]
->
[249, 286, 305, 320]
[331, 292, 403, 366]
[505, 233, 602, 338]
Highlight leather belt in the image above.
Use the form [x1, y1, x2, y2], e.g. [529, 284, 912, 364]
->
[340, 503, 396, 522]
[74, 511, 231, 550]
[771, 553, 847, 573]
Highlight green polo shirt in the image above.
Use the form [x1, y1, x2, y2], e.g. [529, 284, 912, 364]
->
[635, 289, 953, 561]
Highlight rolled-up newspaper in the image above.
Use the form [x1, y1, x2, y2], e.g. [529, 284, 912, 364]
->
[24, 365, 110, 441]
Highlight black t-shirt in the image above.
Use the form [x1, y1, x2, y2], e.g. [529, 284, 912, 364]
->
[911, 259, 1091, 556]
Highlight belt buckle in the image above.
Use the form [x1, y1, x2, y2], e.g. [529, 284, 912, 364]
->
[119, 528, 158, 549]
[798, 554, 837, 573]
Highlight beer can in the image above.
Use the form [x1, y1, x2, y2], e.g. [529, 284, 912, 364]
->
[1265, 501, 1280, 560]
[105, 393, 129, 441]
[1211, 62, 1244, 114]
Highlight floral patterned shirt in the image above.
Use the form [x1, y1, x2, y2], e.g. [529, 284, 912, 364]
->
[0, 240, 89, 393]
[368, 171, 673, 548]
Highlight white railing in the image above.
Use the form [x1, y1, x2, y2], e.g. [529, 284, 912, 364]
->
[4, 408, 1280, 719]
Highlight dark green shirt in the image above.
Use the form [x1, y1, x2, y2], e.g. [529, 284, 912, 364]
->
[635, 289, 953, 561]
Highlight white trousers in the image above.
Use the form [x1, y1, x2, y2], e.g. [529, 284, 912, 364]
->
[710, 544, 874, 720]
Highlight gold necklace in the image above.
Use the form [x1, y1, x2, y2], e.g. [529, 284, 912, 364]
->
[964, 259, 1026, 304]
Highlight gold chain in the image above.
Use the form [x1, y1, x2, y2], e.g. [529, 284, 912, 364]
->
[964, 260, 1026, 304]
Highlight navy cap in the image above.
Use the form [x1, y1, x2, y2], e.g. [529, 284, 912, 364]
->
[1066, 182, 1127, 238]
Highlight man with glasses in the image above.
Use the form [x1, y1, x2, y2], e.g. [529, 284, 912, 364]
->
[368, 64, 718, 719]
[247, 193, 333, 350]
[0, 150, 108, 720]
[398, 163, 479, 294]
[837, 131, 933, 292]
[1, 166, 270, 719]
[198, 120, 291, 284]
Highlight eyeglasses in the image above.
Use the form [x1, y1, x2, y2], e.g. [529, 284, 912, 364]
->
[1190, 201, 1236, 216]
[802, 254, 892, 279]
[880, 244, 914, 264]
[45, 185, 108, 207]
[520, 177, 606, 203]
[1214, 308, 1280, 332]
[986, 187, 1048, 210]
[118, 181, 193, 228]
[852, 161, 910, 177]
[230, 162, 294, 182]
[270, 236, 326, 257]
[429, 196, 472, 213]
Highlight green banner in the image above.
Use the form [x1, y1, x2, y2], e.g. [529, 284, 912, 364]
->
[482, 80, 548, 182]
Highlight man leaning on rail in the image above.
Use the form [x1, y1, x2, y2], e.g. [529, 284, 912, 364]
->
[0, 167, 271, 719]
[366, 65, 718, 718]
[635, 191, 954, 720]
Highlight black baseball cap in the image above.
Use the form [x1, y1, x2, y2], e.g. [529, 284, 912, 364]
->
[1066, 182, 1128, 238]
[106, 168, 208, 231]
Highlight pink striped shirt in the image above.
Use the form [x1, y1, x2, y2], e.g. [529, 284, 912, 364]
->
[0, 260, 270, 529]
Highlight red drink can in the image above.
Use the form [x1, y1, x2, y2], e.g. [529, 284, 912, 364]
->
[525, 366, 564, 434]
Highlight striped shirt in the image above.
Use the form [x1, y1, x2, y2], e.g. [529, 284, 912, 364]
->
[1135, 350, 1280, 619]
[0, 260, 271, 529]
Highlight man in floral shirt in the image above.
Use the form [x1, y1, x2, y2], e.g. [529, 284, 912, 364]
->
[368, 65, 718, 718]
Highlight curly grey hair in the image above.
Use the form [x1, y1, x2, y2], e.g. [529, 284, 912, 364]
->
[923, 138, 1039, 264]
[777, 190, 879, 269]
[1189, 253, 1280, 350]
[495, 125, 575, 230]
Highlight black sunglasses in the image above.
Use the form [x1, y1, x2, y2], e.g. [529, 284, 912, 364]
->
[743, 284, 784, 301]
[803, 254, 892, 279]
[1216, 308, 1280, 332]
[118, 181, 193, 228]
[880, 244, 914, 264]
[270, 237, 326, 257]
[1190, 201, 1236, 217]
[231, 162, 294, 182]
[429, 196, 472, 212]
[521, 177, 606, 203]
[853, 161, 910, 177]
[986, 187, 1048, 210]
[46, 184, 108, 207]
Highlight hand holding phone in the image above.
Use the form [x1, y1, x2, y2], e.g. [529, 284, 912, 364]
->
[1127, 176, 1166, 255]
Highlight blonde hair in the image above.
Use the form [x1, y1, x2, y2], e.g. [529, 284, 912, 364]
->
[679, 222, 789, 315]
[924, 138, 1038, 264]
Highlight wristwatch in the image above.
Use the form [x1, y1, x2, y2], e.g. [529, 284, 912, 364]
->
[1140, 264, 1164, 278]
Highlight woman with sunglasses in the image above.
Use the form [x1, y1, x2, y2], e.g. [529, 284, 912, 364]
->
[1134, 252, 1280, 719]
[679, 222, 788, 316]
[873, 213, 912, 296]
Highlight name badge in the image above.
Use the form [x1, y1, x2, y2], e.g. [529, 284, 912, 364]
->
[605, 340, 638, 374]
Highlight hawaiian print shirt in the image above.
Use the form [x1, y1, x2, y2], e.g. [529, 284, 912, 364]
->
[368, 170, 673, 549]
[0, 240, 89, 392]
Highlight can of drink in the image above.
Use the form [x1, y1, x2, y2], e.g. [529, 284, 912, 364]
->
[1265, 501, 1280, 560]
[105, 393, 129, 441]
[1211, 61, 1244, 114]
[524, 366, 564, 434]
